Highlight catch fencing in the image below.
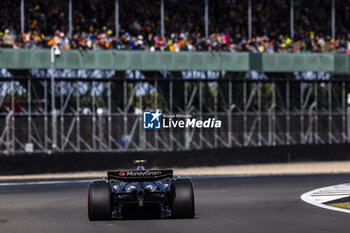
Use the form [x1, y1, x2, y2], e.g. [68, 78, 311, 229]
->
[1, 70, 350, 154]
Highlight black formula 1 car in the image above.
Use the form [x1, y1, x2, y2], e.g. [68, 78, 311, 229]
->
[88, 161, 195, 220]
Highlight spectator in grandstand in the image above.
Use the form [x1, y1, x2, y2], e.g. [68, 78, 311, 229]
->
[0, 0, 349, 54]
[2, 29, 15, 48]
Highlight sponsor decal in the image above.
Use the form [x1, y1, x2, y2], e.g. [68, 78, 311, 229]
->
[143, 110, 162, 129]
[124, 170, 163, 176]
[119, 171, 126, 176]
[144, 110, 222, 129]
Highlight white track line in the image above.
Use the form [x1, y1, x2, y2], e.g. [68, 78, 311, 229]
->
[0, 179, 94, 186]
[301, 183, 350, 214]
[0, 175, 257, 186]
[0, 173, 316, 187]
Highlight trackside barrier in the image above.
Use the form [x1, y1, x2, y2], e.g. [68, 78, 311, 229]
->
[0, 49, 349, 73]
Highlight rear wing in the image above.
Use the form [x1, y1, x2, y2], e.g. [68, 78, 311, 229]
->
[108, 170, 173, 181]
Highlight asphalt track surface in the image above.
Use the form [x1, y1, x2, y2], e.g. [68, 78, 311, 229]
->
[1, 174, 350, 233]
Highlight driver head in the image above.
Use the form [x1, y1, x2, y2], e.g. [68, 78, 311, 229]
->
[137, 166, 145, 171]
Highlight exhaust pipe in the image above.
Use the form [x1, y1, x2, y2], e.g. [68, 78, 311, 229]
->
[137, 189, 145, 207]
[137, 189, 145, 198]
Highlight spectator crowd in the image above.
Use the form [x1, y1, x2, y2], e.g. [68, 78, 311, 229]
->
[0, 0, 349, 53]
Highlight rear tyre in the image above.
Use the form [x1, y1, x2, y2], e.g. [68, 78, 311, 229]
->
[171, 179, 195, 218]
[88, 181, 111, 220]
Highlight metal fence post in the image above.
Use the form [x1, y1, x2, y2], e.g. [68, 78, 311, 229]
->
[347, 94, 350, 142]
[290, 0, 294, 39]
[5, 111, 13, 155]
[68, 0, 72, 38]
[169, 80, 173, 150]
[97, 108, 104, 150]
[52, 109, 58, 152]
[243, 80, 247, 146]
[115, 0, 119, 37]
[21, 0, 25, 34]
[50, 46, 59, 151]
[332, 0, 335, 39]
[28, 78, 31, 145]
[161, 0, 165, 38]
[286, 80, 290, 145]
[205, 0, 209, 40]
[248, 0, 252, 39]
[154, 80, 158, 150]
[228, 81, 232, 147]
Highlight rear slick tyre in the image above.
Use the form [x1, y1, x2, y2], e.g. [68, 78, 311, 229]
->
[172, 179, 195, 218]
[88, 181, 111, 220]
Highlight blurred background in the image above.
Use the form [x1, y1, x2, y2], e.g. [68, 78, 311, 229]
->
[0, 0, 350, 173]
[1, 0, 349, 52]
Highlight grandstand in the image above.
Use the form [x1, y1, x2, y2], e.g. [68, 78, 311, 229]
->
[0, 0, 349, 52]
[2, 3, 350, 232]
